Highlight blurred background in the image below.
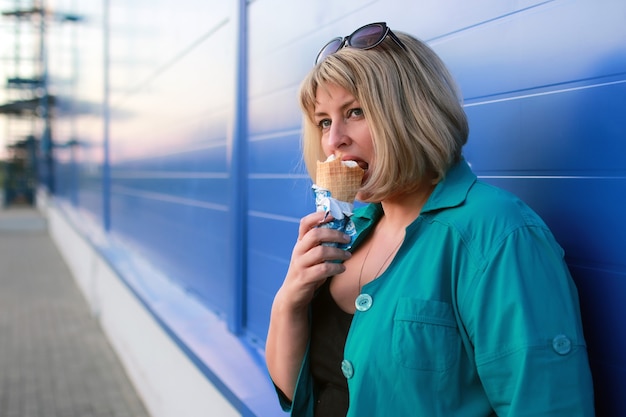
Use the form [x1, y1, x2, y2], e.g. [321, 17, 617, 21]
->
[1, 0, 624, 416]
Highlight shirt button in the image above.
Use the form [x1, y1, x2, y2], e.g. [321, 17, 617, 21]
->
[552, 334, 572, 355]
[341, 359, 354, 379]
[355, 294, 373, 312]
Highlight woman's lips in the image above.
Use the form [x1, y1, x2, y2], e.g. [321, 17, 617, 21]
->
[339, 155, 368, 171]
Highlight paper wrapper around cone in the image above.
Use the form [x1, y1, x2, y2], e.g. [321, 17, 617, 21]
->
[312, 156, 365, 250]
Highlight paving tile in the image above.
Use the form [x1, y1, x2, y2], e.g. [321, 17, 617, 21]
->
[0, 207, 151, 417]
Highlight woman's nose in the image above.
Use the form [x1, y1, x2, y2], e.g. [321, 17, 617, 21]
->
[326, 121, 349, 150]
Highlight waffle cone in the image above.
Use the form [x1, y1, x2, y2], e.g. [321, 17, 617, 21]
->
[316, 157, 365, 203]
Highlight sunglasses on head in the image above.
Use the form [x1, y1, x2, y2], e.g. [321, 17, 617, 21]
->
[315, 22, 407, 65]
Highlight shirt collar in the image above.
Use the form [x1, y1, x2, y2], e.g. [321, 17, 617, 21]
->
[422, 158, 476, 213]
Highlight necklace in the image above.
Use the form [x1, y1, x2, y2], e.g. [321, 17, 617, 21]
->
[357, 237, 403, 294]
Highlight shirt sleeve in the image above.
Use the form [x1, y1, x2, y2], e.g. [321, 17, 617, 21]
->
[273, 383, 293, 412]
[461, 225, 595, 416]
[271, 344, 315, 416]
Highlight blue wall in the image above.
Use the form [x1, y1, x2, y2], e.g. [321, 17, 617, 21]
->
[47, 0, 625, 415]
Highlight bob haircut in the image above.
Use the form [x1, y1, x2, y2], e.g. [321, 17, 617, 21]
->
[299, 31, 469, 202]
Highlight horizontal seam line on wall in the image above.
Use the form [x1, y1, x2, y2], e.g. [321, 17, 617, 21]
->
[112, 186, 228, 211]
[464, 79, 626, 107]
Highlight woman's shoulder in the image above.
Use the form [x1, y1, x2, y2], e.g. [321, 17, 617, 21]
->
[471, 180, 545, 224]
[434, 179, 551, 239]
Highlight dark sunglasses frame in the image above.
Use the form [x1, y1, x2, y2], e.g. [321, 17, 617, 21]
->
[315, 22, 407, 65]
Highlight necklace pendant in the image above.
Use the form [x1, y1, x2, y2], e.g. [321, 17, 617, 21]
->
[355, 293, 373, 312]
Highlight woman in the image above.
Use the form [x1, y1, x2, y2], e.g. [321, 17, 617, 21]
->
[265, 22, 595, 416]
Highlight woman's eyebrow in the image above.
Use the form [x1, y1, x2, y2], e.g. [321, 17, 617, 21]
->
[314, 99, 358, 118]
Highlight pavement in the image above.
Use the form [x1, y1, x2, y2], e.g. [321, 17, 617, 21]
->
[0, 206, 151, 417]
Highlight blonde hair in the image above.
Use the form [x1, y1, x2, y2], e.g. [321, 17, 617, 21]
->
[299, 32, 469, 202]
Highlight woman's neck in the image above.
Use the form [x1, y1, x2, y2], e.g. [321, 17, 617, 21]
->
[379, 182, 436, 232]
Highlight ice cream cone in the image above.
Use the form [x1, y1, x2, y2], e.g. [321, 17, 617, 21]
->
[316, 155, 365, 203]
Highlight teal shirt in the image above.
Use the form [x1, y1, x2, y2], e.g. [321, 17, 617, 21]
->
[283, 160, 595, 416]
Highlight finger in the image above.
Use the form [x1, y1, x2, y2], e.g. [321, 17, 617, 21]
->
[297, 211, 327, 240]
[294, 244, 351, 273]
[295, 227, 350, 255]
[310, 260, 347, 281]
[297, 211, 341, 240]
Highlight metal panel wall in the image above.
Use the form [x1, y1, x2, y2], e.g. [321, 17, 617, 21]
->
[104, 1, 238, 319]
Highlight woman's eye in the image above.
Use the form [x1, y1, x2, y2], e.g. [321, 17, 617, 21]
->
[349, 108, 364, 118]
[318, 119, 331, 130]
